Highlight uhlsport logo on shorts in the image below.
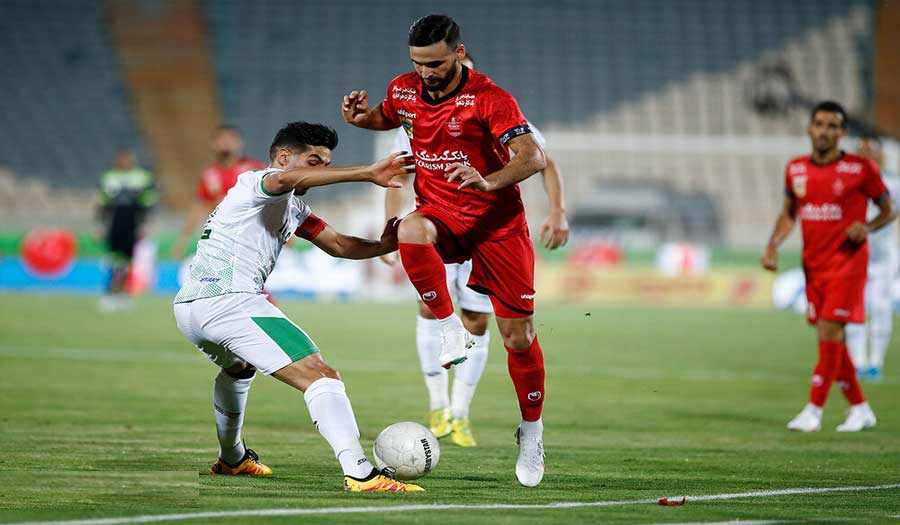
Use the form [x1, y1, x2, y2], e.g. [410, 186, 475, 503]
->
[527, 390, 542, 402]
[422, 291, 437, 301]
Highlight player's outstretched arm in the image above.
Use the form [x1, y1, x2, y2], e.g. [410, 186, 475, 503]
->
[342, 91, 397, 131]
[264, 153, 413, 194]
[539, 153, 569, 250]
[761, 195, 797, 271]
[308, 218, 401, 260]
[446, 133, 546, 192]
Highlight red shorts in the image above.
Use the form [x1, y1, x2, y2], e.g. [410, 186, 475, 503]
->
[415, 205, 535, 318]
[804, 270, 866, 325]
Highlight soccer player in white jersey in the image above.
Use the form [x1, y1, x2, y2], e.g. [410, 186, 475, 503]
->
[381, 53, 569, 447]
[174, 122, 425, 492]
[846, 135, 900, 382]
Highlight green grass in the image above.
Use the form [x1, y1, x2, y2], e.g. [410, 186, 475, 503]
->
[0, 294, 897, 524]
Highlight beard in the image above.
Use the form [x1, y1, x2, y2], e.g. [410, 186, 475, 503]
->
[420, 60, 458, 92]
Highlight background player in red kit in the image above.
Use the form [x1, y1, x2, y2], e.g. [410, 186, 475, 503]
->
[172, 126, 266, 258]
[342, 14, 548, 486]
[762, 101, 896, 432]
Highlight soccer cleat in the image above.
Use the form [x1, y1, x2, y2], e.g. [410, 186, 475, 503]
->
[450, 418, 477, 447]
[210, 448, 272, 475]
[515, 426, 544, 487]
[343, 470, 425, 492]
[836, 403, 877, 432]
[439, 325, 474, 369]
[786, 403, 822, 432]
[428, 408, 452, 438]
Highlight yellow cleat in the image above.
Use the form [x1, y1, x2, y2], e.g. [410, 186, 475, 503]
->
[450, 418, 477, 447]
[428, 408, 452, 438]
[210, 448, 273, 476]
[343, 471, 425, 492]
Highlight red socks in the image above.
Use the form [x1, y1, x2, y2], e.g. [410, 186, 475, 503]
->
[507, 337, 545, 421]
[836, 342, 865, 405]
[810, 340, 866, 407]
[398, 243, 454, 319]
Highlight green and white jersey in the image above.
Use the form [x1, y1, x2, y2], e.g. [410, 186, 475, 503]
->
[174, 168, 313, 303]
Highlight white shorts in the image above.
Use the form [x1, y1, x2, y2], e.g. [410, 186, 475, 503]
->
[443, 260, 493, 314]
[174, 293, 319, 375]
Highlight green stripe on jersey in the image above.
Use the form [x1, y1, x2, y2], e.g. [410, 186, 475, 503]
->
[251, 317, 319, 361]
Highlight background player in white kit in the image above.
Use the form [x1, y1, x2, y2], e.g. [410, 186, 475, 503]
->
[381, 53, 569, 447]
[846, 135, 900, 382]
[174, 122, 425, 492]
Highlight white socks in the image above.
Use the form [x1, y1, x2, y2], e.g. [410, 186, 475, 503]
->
[520, 418, 544, 436]
[450, 332, 489, 419]
[213, 369, 254, 465]
[303, 377, 373, 479]
[417, 316, 449, 410]
[845, 323, 867, 369]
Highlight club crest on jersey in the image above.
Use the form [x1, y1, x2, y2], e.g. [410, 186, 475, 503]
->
[446, 118, 462, 137]
[792, 175, 807, 198]
[832, 178, 845, 196]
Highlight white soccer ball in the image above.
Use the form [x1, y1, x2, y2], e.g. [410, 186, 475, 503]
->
[372, 421, 440, 480]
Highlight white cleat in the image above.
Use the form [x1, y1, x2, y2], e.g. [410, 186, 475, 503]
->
[515, 426, 544, 487]
[439, 325, 473, 369]
[836, 403, 876, 432]
[787, 403, 822, 432]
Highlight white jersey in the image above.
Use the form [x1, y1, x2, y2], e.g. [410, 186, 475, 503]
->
[174, 168, 313, 303]
[868, 171, 900, 267]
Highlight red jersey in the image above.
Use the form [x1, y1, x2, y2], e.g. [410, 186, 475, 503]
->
[380, 66, 533, 241]
[196, 157, 266, 204]
[784, 152, 888, 275]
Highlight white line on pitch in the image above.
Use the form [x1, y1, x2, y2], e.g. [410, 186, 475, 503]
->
[2, 483, 898, 525]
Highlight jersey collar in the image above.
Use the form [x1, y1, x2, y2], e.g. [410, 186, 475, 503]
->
[421, 65, 469, 106]
[810, 150, 845, 167]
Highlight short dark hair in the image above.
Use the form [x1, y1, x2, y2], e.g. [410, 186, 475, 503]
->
[810, 101, 848, 129]
[269, 121, 338, 160]
[408, 14, 460, 47]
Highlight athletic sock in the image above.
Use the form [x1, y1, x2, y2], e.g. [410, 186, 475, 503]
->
[416, 315, 449, 410]
[870, 298, 893, 370]
[506, 336, 545, 422]
[450, 332, 489, 420]
[213, 369, 254, 465]
[303, 377, 373, 479]
[809, 340, 842, 407]
[399, 243, 454, 319]
[844, 323, 868, 370]
[519, 417, 543, 436]
[836, 342, 866, 405]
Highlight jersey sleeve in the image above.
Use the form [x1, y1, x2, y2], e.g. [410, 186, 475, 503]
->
[379, 77, 403, 128]
[251, 169, 292, 204]
[479, 86, 530, 145]
[861, 159, 888, 202]
[196, 168, 220, 204]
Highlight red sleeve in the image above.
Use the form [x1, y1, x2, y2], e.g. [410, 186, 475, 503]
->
[195, 177, 214, 203]
[379, 78, 402, 127]
[295, 213, 327, 240]
[479, 86, 529, 145]
[861, 159, 888, 201]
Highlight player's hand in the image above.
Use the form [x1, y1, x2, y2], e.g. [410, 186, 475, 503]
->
[760, 245, 778, 272]
[342, 90, 372, 126]
[846, 221, 868, 243]
[380, 216, 401, 252]
[540, 210, 570, 250]
[446, 162, 490, 192]
[368, 152, 414, 188]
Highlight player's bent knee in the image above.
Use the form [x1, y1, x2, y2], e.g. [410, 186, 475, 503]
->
[224, 362, 256, 380]
[273, 354, 340, 392]
[398, 214, 438, 244]
[817, 320, 844, 342]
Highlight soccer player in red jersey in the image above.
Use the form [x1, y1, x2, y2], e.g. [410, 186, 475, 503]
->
[172, 126, 266, 258]
[762, 101, 896, 432]
[342, 14, 548, 486]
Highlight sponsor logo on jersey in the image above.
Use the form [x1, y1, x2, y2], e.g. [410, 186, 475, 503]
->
[422, 290, 437, 301]
[792, 175, 807, 198]
[836, 162, 863, 174]
[414, 149, 470, 170]
[799, 203, 842, 221]
[788, 163, 807, 175]
[392, 86, 417, 102]
[455, 94, 475, 107]
[397, 109, 417, 119]
[527, 390, 542, 402]
[520, 293, 535, 300]
[446, 117, 462, 137]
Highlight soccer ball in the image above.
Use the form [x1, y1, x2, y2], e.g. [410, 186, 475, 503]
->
[372, 422, 440, 480]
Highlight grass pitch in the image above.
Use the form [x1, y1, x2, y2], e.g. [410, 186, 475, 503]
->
[0, 294, 897, 524]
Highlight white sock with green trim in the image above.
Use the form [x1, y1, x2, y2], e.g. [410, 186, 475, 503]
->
[417, 315, 449, 411]
[213, 370, 254, 465]
[450, 332, 489, 420]
[304, 377, 373, 478]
